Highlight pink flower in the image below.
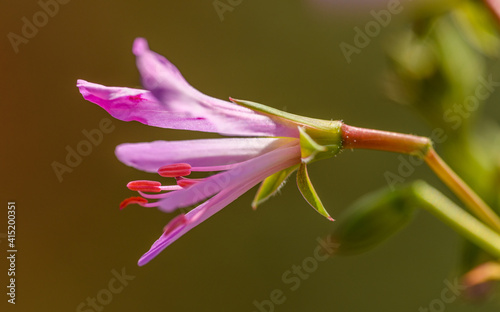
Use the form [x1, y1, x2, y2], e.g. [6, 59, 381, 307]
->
[78, 38, 342, 265]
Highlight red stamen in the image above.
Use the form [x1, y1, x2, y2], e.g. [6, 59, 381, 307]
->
[176, 177, 203, 188]
[158, 163, 192, 177]
[127, 180, 162, 192]
[163, 214, 188, 236]
[119, 197, 148, 210]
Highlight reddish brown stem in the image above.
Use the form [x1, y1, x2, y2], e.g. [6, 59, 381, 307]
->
[341, 123, 500, 232]
[341, 124, 431, 155]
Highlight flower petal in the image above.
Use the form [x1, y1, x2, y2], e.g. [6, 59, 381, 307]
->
[156, 141, 300, 212]
[115, 137, 296, 173]
[138, 184, 245, 266]
[138, 142, 300, 265]
[132, 38, 298, 137]
[77, 79, 218, 132]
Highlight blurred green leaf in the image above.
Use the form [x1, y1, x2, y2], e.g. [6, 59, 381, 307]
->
[452, 1, 500, 58]
[387, 31, 437, 80]
[332, 186, 417, 255]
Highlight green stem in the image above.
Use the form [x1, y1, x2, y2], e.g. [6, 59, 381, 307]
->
[424, 147, 500, 232]
[341, 123, 500, 232]
[411, 181, 500, 258]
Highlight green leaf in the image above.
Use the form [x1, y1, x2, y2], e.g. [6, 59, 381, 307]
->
[452, 1, 500, 58]
[252, 165, 298, 209]
[332, 185, 417, 255]
[412, 181, 500, 259]
[296, 163, 333, 221]
[299, 127, 327, 163]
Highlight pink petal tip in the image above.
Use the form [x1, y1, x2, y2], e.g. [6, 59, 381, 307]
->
[133, 37, 149, 55]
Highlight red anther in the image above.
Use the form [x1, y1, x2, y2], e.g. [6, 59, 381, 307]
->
[127, 180, 162, 192]
[158, 163, 192, 177]
[119, 197, 148, 210]
[176, 177, 203, 188]
[163, 214, 188, 236]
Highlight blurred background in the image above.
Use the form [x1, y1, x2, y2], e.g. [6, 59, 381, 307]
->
[1, 0, 500, 311]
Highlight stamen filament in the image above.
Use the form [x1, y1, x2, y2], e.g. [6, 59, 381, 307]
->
[159, 185, 183, 191]
[190, 164, 239, 172]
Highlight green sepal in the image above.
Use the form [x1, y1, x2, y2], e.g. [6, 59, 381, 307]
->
[299, 127, 327, 163]
[231, 98, 343, 161]
[230, 98, 341, 131]
[296, 163, 333, 221]
[252, 165, 299, 209]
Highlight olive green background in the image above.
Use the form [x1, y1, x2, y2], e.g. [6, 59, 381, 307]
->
[1, 1, 499, 311]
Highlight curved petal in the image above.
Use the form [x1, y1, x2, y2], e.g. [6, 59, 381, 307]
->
[156, 141, 301, 212]
[77, 80, 217, 132]
[115, 137, 297, 173]
[132, 38, 298, 137]
[138, 143, 301, 265]
[138, 184, 247, 266]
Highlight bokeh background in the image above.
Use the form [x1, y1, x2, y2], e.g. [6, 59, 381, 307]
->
[1, 0, 500, 311]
